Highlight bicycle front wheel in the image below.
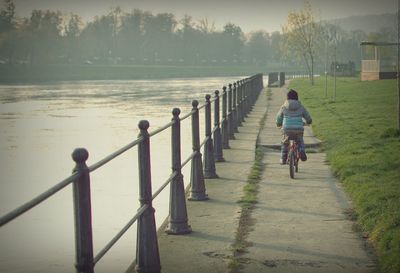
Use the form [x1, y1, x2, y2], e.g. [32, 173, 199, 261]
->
[289, 151, 295, 179]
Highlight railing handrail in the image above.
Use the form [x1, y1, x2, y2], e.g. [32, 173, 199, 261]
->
[93, 203, 149, 265]
[0, 102, 201, 228]
[0, 73, 265, 273]
[89, 137, 144, 172]
[0, 172, 79, 226]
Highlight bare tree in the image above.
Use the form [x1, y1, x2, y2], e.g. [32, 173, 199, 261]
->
[197, 18, 215, 34]
[281, 1, 321, 85]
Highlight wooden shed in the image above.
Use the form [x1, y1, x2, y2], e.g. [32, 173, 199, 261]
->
[360, 41, 398, 81]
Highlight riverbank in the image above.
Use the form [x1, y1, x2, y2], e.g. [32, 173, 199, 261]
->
[290, 77, 400, 273]
[0, 64, 275, 84]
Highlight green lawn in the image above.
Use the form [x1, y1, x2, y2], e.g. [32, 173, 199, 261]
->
[289, 77, 400, 273]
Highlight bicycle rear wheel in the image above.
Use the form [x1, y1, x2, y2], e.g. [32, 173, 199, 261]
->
[289, 151, 295, 179]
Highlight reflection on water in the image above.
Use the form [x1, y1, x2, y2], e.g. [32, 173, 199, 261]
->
[0, 77, 243, 273]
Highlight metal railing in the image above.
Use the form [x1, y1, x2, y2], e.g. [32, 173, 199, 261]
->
[0, 74, 264, 273]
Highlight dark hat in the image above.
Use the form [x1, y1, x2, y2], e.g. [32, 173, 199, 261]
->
[287, 89, 298, 100]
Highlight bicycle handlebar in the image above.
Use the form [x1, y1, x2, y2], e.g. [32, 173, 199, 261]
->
[277, 123, 310, 129]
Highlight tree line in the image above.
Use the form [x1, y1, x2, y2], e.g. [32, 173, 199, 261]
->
[0, 1, 282, 66]
[0, 0, 396, 72]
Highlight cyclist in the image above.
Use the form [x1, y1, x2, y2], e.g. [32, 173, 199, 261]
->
[276, 89, 312, 165]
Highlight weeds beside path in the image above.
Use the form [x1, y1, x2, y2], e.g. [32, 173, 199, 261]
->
[228, 88, 269, 273]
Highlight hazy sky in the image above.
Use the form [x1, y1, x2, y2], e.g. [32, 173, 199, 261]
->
[11, 0, 398, 32]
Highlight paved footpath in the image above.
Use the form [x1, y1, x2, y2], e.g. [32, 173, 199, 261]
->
[245, 86, 376, 273]
[155, 85, 376, 273]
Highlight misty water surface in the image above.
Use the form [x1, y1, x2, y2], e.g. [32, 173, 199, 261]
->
[0, 76, 243, 273]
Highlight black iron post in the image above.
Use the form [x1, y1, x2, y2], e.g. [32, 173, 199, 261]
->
[250, 77, 256, 106]
[258, 74, 264, 97]
[203, 94, 218, 178]
[72, 148, 94, 273]
[165, 108, 192, 235]
[221, 86, 230, 149]
[135, 120, 161, 273]
[247, 78, 251, 115]
[189, 100, 208, 201]
[232, 82, 238, 133]
[228, 84, 235, 140]
[213, 90, 224, 162]
[240, 79, 246, 121]
[236, 80, 243, 126]
[249, 77, 254, 107]
[243, 79, 249, 117]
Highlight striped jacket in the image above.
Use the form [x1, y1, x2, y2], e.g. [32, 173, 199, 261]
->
[276, 100, 312, 132]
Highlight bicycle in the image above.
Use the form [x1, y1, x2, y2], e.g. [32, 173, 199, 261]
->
[278, 124, 309, 179]
[287, 137, 300, 179]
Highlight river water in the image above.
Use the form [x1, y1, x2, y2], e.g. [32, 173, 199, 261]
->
[0, 76, 244, 273]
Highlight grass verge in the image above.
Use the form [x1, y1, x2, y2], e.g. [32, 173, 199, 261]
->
[289, 76, 400, 273]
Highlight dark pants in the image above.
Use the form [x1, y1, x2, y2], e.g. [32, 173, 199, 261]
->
[281, 131, 305, 160]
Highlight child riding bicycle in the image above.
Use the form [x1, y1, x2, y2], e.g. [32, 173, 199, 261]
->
[276, 89, 312, 165]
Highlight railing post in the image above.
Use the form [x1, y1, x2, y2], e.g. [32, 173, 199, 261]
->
[240, 79, 246, 121]
[135, 120, 161, 273]
[246, 78, 251, 115]
[236, 80, 243, 126]
[203, 94, 218, 178]
[242, 79, 248, 118]
[221, 86, 230, 149]
[249, 77, 254, 107]
[189, 100, 209, 201]
[256, 74, 263, 98]
[72, 148, 94, 273]
[213, 90, 224, 162]
[261, 73, 265, 90]
[166, 108, 192, 235]
[232, 82, 239, 133]
[250, 77, 256, 107]
[260, 74, 264, 95]
[228, 84, 235, 140]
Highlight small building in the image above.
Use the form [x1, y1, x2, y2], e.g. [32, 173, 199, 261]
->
[360, 41, 398, 81]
